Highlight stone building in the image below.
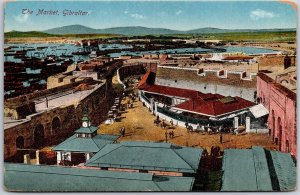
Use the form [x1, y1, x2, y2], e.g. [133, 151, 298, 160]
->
[52, 108, 118, 165]
[4, 57, 122, 160]
[85, 141, 202, 177]
[257, 66, 296, 157]
[138, 70, 268, 132]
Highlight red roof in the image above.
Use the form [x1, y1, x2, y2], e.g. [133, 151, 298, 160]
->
[138, 71, 255, 117]
[138, 71, 151, 89]
[147, 85, 199, 99]
[80, 64, 98, 71]
[138, 71, 156, 89]
[142, 84, 223, 100]
[175, 96, 255, 117]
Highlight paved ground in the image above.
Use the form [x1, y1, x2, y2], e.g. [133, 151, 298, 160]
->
[100, 97, 278, 153]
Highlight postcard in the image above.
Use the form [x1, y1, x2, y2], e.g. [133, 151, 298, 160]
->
[3, 0, 297, 192]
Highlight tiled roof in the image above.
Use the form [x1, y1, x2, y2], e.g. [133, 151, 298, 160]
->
[4, 163, 195, 192]
[175, 96, 255, 117]
[221, 147, 272, 191]
[139, 70, 255, 117]
[141, 84, 203, 99]
[138, 71, 156, 89]
[52, 134, 118, 153]
[85, 141, 202, 173]
[75, 126, 98, 134]
[269, 150, 297, 191]
[221, 146, 296, 191]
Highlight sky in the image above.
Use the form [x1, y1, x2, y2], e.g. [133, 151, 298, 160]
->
[4, 0, 297, 32]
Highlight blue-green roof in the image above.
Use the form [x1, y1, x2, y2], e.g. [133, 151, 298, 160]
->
[269, 150, 296, 191]
[4, 163, 195, 192]
[75, 126, 98, 134]
[85, 141, 202, 173]
[221, 146, 296, 191]
[52, 134, 118, 153]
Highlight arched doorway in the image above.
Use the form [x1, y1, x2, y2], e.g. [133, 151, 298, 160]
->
[16, 136, 24, 149]
[272, 110, 275, 141]
[34, 124, 45, 147]
[51, 117, 61, 134]
[277, 117, 282, 151]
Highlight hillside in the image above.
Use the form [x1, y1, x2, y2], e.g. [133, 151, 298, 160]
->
[4, 31, 60, 38]
[42, 25, 296, 35]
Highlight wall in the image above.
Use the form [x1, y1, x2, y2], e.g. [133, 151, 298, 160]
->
[257, 55, 296, 67]
[117, 64, 146, 88]
[268, 87, 296, 156]
[156, 78, 256, 102]
[156, 66, 257, 102]
[4, 82, 113, 160]
[257, 74, 297, 157]
[5, 78, 94, 120]
[256, 75, 273, 110]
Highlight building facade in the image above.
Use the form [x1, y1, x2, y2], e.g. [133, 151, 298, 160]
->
[257, 67, 297, 157]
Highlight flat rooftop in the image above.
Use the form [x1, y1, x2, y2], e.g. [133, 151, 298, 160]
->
[267, 66, 297, 93]
[156, 67, 256, 88]
[3, 117, 30, 129]
[4, 83, 104, 130]
[34, 83, 100, 112]
[4, 163, 195, 191]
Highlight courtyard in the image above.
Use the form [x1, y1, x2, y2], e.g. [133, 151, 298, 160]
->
[100, 96, 278, 153]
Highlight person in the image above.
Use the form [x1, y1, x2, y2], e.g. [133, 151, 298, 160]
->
[208, 127, 212, 135]
[157, 115, 159, 122]
[189, 125, 193, 132]
[122, 127, 126, 137]
[169, 131, 172, 138]
[197, 124, 201, 132]
[185, 121, 188, 128]
[202, 148, 208, 157]
[201, 125, 205, 132]
[170, 119, 173, 126]
[128, 99, 131, 107]
[220, 133, 223, 144]
[155, 119, 159, 126]
[165, 132, 168, 143]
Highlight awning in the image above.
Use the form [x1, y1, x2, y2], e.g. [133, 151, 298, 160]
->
[249, 104, 269, 118]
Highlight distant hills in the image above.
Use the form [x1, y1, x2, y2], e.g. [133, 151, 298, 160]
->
[42, 24, 296, 35]
[5, 25, 296, 38]
[4, 31, 58, 38]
